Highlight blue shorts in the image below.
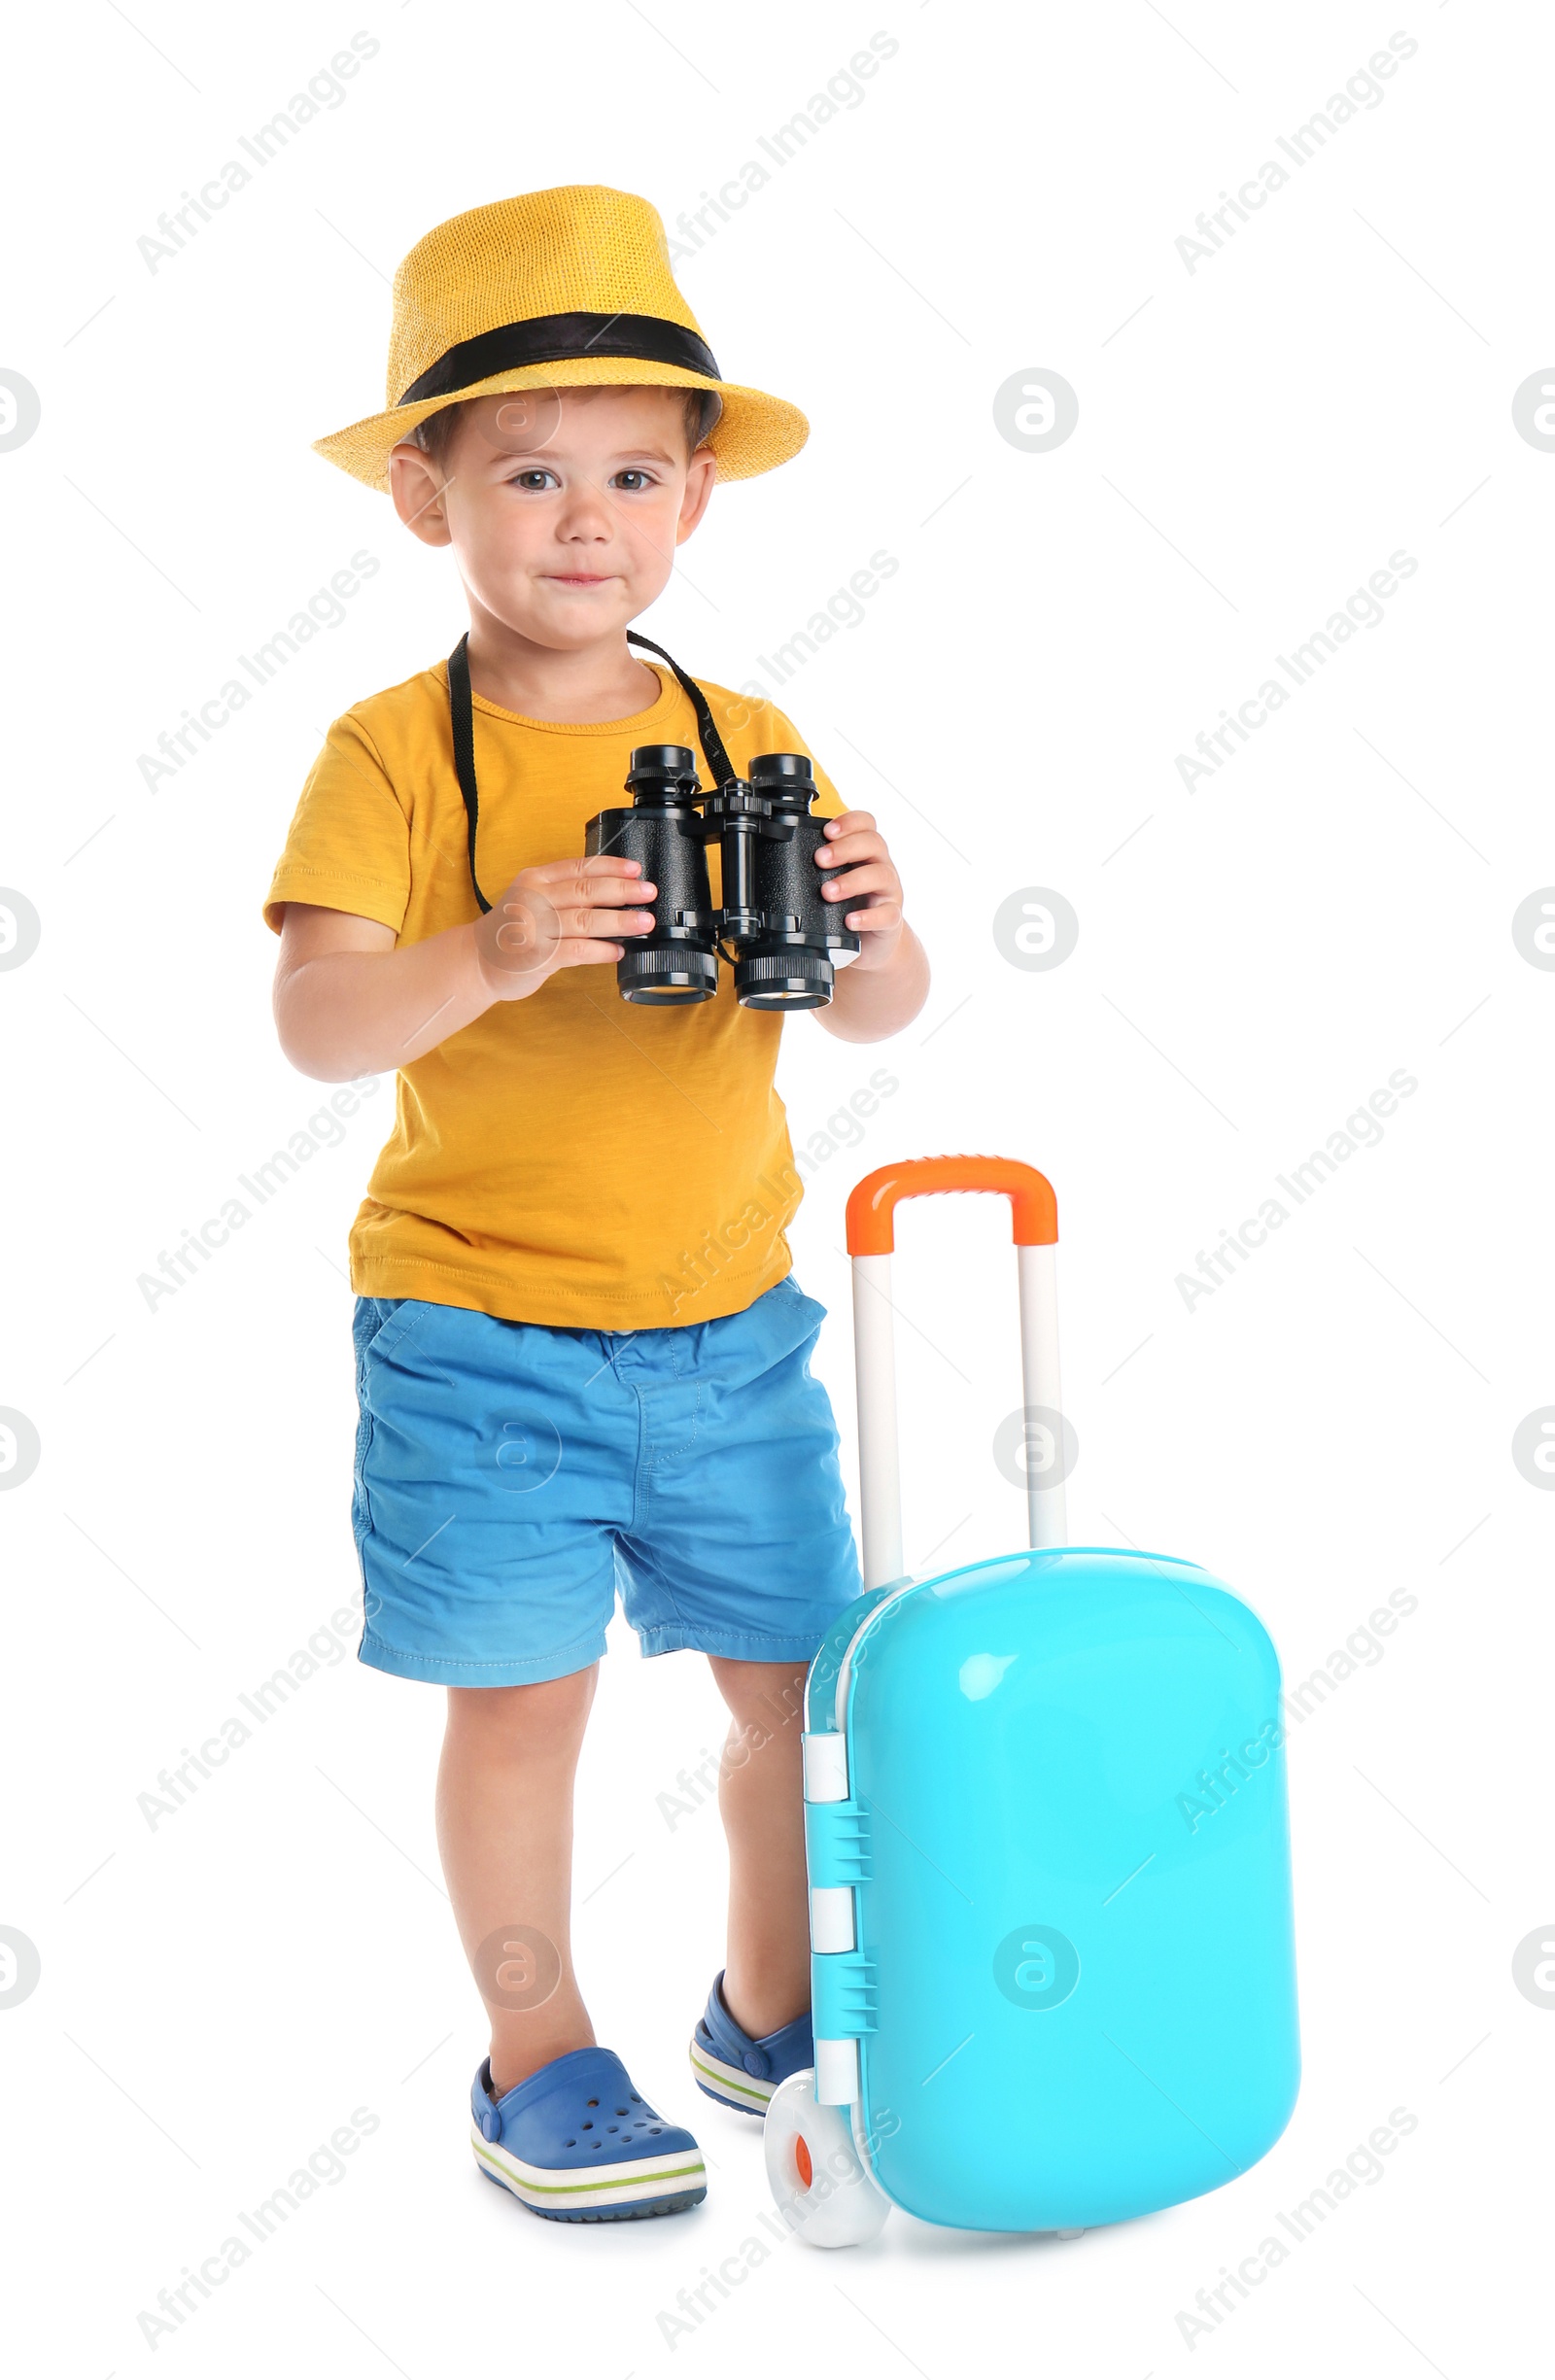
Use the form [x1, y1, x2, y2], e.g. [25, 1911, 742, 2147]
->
[350, 1277, 863, 1687]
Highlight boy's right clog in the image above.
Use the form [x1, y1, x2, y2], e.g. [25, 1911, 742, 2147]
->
[471, 2046, 707, 2222]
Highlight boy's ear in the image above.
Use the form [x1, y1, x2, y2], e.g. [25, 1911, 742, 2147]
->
[388, 439, 455, 546]
[675, 447, 717, 545]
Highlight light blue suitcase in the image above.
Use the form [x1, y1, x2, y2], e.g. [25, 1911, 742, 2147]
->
[763, 1156, 1299, 2245]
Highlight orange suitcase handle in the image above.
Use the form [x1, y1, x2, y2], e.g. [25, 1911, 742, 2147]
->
[846, 1156, 1058, 1256]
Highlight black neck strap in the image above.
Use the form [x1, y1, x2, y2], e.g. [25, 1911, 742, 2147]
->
[445, 631, 737, 915]
[624, 630, 737, 786]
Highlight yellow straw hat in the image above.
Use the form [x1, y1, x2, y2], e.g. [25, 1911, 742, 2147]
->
[314, 184, 809, 490]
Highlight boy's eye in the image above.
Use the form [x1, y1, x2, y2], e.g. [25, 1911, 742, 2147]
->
[612, 468, 654, 491]
[510, 468, 558, 491]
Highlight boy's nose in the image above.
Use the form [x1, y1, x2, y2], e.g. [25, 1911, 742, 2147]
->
[556, 489, 615, 538]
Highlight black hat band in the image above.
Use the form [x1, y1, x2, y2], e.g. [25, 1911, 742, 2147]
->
[399, 311, 722, 407]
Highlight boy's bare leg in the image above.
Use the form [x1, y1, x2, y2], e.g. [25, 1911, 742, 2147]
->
[707, 1656, 812, 2038]
[436, 1668, 599, 2096]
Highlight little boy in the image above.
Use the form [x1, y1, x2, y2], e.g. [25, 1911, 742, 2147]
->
[265, 186, 927, 2222]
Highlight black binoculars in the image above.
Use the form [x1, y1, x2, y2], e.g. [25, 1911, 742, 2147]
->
[585, 746, 860, 1010]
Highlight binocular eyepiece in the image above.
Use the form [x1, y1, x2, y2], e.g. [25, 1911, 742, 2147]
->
[585, 746, 860, 1010]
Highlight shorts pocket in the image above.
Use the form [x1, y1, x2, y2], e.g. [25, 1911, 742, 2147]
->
[690, 1274, 830, 1399]
[353, 1295, 407, 1367]
[757, 1274, 828, 1365]
[351, 1299, 405, 1572]
[352, 1295, 404, 1365]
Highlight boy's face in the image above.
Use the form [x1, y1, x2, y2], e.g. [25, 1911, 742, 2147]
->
[388, 385, 715, 651]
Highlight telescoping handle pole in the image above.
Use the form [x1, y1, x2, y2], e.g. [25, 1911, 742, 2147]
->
[845, 1156, 1063, 1590]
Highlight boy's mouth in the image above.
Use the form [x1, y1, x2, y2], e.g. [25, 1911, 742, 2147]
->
[547, 572, 613, 587]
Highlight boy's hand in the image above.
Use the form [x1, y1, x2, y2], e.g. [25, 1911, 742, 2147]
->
[814, 811, 904, 972]
[473, 855, 655, 1000]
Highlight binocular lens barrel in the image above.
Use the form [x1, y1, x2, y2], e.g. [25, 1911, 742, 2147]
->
[584, 745, 719, 1005]
[730, 753, 860, 1011]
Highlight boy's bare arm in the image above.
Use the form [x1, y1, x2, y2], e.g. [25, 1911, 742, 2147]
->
[811, 808, 928, 1045]
[272, 855, 655, 1082]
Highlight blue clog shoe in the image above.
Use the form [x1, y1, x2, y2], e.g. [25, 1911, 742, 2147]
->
[689, 1970, 813, 2117]
[471, 2045, 707, 2221]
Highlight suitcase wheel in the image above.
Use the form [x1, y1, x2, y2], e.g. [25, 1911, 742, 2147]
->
[763, 2069, 890, 2249]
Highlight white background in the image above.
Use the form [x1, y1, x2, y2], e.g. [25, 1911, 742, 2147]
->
[2, 1, 1549, 2370]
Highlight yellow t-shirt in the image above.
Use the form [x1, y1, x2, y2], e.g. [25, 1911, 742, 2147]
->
[262, 657, 843, 1329]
